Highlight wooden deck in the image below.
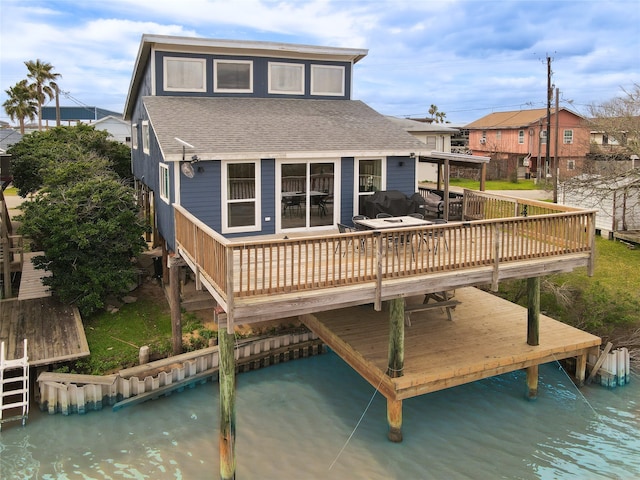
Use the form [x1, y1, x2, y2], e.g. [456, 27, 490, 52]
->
[18, 252, 51, 300]
[301, 287, 601, 401]
[0, 297, 89, 367]
[175, 191, 596, 326]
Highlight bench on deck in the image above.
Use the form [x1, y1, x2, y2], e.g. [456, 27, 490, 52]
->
[404, 291, 460, 326]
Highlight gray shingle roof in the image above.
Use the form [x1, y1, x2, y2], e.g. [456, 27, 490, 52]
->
[143, 97, 427, 161]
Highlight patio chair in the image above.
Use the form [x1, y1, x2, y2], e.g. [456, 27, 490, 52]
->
[352, 215, 369, 230]
[429, 219, 449, 253]
[351, 215, 370, 253]
[282, 195, 302, 217]
[336, 223, 357, 255]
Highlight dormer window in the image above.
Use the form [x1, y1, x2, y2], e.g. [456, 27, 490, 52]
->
[164, 57, 206, 92]
[214, 60, 253, 93]
[311, 65, 345, 96]
[268, 62, 304, 95]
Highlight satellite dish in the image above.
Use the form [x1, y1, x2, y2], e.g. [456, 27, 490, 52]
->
[181, 162, 195, 178]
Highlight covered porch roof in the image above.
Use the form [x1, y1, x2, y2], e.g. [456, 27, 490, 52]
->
[419, 151, 491, 218]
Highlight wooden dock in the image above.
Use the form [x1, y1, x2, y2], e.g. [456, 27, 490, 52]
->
[18, 252, 51, 300]
[0, 297, 89, 367]
[301, 287, 601, 401]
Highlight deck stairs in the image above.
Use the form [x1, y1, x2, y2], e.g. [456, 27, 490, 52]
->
[0, 339, 29, 430]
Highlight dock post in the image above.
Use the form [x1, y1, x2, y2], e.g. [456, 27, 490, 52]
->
[575, 353, 587, 387]
[387, 298, 404, 442]
[526, 278, 540, 399]
[169, 255, 183, 356]
[387, 398, 403, 443]
[387, 298, 405, 378]
[219, 325, 236, 480]
[527, 277, 540, 346]
[526, 365, 539, 400]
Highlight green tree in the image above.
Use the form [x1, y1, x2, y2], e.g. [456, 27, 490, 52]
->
[17, 162, 148, 316]
[7, 124, 132, 196]
[25, 59, 61, 131]
[3, 80, 37, 134]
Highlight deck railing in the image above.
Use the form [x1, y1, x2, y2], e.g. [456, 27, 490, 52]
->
[175, 193, 595, 313]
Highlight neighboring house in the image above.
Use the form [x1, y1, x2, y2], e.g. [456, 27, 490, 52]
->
[385, 116, 458, 182]
[559, 171, 640, 239]
[0, 129, 22, 187]
[124, 34, 426, 250]
[589, 116, 640, 152]
[92, 115, 132, 146]
[465, 108, 590, 180]
[41, 106, 123, 125]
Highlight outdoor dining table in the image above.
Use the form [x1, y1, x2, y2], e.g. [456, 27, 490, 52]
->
[354, 215, 434, 230]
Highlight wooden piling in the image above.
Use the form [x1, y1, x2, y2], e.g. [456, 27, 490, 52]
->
[387, 298, 404, 379]
[387, 398, 403, 443]
[527, 277, 540, 346]
[218, 325, 236, 480]
[386, 298, 404, 442]
[526, 365, 538, 400]
[169, 255, 183, 356]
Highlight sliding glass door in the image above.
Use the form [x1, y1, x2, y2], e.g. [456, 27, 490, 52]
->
[279, 160, 335, 231]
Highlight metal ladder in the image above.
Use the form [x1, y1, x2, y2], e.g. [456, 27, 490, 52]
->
[1, 339, 29, 430]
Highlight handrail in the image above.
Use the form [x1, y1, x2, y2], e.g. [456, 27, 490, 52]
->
[462, 188, 587, 220]
[174, 204, 595, 305]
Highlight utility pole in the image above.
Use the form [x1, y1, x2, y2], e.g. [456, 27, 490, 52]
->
[545, 56, 552, 183]
[554, 87, 559, 203]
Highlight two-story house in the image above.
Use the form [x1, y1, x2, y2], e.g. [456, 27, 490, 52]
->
[124, 34, 426, 251]
[465, 108, 590, 181]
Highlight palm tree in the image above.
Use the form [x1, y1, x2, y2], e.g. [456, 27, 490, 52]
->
[25, 59, 61, 131]
[3, 79, 37, 134]
[428, 104, 447, 124]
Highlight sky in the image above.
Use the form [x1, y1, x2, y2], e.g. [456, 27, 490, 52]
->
[1, 0, 638, 126]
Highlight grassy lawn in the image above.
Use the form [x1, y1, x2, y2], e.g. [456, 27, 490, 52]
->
[3, 186, 18, 195]
[449, 177, 549, 191]
[71, 295, 173, 374]
[495, 236, 640, 339]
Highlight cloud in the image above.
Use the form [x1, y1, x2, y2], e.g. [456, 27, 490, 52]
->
[1, 0, 638, 123]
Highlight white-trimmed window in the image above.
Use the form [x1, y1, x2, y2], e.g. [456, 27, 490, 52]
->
[268, 62, 304, 95]
[131, 124, 138, 150]
[564, 129, 574, 144]
[540, 130, 547, 144]
[426, 136, 437, 149]
[356, 158, 385, 215]
[142, 120, 150, 154]
[496, 130, 501, 140]
[214, 60, 253, 93]
[159, 163, 170, 204]
[222, 161, 260, 233]
[567, 159, 575, 170]
[518, 130, 525, 144]
[311, 65, 344, 96]
[164, 57, 206, 92]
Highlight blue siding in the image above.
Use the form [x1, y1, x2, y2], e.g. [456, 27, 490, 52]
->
[386, 156, 416, 195]
[181, 161, 222, 230]
[150, 130, 176, 251]
[180, 159, 277, 239]
[154, 51, 352, 100]
[131, 60, 178, 250]
[340, 157, 355, 223]
[260, 159, 276, 236]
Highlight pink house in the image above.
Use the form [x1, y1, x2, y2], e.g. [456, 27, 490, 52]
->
[465, 108, 590, 180]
